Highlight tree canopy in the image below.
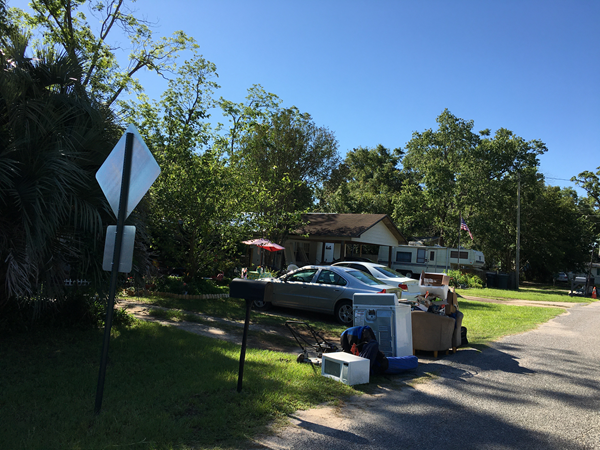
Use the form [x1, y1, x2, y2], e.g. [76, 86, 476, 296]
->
[0, 30, 119, 305]
[8, 0, 198, 108]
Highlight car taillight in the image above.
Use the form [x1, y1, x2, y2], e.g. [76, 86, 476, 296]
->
[377, 289, 387, 293]
[398, 284, 408, 290]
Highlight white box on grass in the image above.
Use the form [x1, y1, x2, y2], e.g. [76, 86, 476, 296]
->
[321, 352, 370, 386]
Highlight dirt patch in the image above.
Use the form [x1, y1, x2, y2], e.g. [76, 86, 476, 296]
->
[116, 299, 339, 355]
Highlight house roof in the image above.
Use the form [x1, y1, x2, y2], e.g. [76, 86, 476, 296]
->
[295, 213, 406, 245]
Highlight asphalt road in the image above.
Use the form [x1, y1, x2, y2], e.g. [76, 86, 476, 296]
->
[256, 301, 600, 450]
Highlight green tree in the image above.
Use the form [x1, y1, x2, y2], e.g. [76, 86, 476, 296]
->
[0, 32, 119, 306]
[465, 128, 547, 271]
[123, 56, 249, 277]
[217, 84, 282, 156]
[9, 0, 197, 108]
[518, 185, 596, 280]
[573, 167, 600, 209]
[397, 110, 548, 273]
[234, 106, 340, 243]
[396, 109, 482, 244]
[319, 145, 404, 216]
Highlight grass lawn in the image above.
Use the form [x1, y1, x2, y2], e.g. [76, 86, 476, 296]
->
[456, 285, 596, 303]
[0, 322, 354, 450]
[458, 300, 565, 346]
[2, 287, 577, 449]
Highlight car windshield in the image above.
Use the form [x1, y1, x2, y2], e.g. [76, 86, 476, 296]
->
[285, 268, 318, 283]
[373, 266, 405, 278]
[347, 269, 386, 286]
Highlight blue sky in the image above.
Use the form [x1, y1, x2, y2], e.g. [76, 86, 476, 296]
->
[9, 0, 600, 194]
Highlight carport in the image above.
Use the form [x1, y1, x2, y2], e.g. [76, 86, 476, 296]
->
[284, 213, 407, 266]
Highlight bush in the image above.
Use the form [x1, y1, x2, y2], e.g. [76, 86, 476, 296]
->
[446, 270, 484, 288]
[0, 292, 135, 335]
[151, 275, 224, 295]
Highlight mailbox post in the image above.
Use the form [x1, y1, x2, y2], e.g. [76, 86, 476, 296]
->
[229, 278, 273, 392]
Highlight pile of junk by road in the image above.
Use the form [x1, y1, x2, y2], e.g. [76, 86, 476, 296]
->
[232, 271, 467, 386]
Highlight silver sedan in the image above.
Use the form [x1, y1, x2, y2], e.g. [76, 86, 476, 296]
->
[252, 265, 402, 324]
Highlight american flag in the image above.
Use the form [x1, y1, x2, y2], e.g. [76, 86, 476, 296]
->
[461, 217, 473, 240]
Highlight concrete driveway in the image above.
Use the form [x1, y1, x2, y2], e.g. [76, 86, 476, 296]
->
[256, 301, 600, 450]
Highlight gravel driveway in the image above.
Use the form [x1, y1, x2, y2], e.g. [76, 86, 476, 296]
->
[255, 301, 600, 450]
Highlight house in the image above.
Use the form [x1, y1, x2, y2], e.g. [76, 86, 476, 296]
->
[282, 213, 407, 266]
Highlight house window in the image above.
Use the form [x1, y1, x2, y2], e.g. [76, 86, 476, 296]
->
[396, 252, 412, 263]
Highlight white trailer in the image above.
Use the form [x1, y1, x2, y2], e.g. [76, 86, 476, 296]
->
[378, 242, 485, 278]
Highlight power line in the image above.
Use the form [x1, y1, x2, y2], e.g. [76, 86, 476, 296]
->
[545, 176, 575, 182]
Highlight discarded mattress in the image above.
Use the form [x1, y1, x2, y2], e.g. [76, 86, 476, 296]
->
[385, 355, 418, 374]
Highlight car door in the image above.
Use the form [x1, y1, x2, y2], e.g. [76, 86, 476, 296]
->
[309, 269, 347, 313]
[272, 268, 318, 308]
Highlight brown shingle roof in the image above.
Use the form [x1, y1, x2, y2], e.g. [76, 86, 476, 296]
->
[295, 213, 406, 243]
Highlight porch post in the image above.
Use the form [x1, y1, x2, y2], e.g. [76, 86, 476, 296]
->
[321, 241, 326, 264]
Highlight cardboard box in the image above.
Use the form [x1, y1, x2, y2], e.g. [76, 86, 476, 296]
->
[444, 287, 459, 315]
[420, 271, 450, 287]
[419, 271, 450, 299]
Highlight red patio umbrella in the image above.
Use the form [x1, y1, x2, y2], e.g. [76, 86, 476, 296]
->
[242, 238, 284, 252]
[242, 238, 285, 268]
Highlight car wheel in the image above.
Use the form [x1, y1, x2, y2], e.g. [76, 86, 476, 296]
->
[252, 299, 272, 311]
[405, 271, 413, 279]
[334, 300, 353, 325]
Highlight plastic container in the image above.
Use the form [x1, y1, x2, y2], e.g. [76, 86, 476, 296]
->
[497, 273, 509, 290]
[486, 272, 497, 288]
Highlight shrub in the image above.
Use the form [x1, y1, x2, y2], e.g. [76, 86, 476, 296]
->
[0, 293, 135, 335]
[446, 270, 483, 288]
[150, 275, 223, 295]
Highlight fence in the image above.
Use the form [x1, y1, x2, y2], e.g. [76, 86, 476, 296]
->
[139, 290, 230, 300]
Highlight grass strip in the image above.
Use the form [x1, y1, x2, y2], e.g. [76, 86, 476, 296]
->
[0, 322, 355, 450]
[456, 286, 594, 303]
[459, 299, 565, 346]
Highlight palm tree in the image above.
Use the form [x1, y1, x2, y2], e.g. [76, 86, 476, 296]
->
[0, 29, 120, 312]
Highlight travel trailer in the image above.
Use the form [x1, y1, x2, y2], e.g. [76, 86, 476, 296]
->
[378, 242, 485, 278]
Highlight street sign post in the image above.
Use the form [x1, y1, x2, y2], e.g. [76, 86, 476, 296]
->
[94, 125, 160, 414]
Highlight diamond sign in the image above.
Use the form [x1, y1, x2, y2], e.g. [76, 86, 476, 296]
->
[96, 124, 160, 219]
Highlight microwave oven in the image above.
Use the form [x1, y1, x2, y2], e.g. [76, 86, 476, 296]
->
[321, 352, 370, 386]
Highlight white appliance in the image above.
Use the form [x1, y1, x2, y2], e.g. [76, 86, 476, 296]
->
[353, 293, 413, 357]
[321, 352, 370, 385]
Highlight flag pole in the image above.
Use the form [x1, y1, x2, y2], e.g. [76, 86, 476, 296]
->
[458, 215, 461, 273]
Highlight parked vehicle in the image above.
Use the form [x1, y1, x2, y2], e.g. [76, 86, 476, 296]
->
[332, 261, 420, 301]
[378, 242, 485, 278]
[554, 272, 569, 283]
[252, 265, 403, 325]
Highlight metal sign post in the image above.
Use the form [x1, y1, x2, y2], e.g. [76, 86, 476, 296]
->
[94, 132, 133, 414]
[93, 124, 160, 414]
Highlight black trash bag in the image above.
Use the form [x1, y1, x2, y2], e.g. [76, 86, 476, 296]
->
[340, 326, 376, 354]
[341, 326, 388, 375]
[359, 339, 389, 375]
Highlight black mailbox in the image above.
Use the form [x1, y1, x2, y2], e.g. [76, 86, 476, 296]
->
[230, 278, 273, 393]
[229, 278, 273, 303]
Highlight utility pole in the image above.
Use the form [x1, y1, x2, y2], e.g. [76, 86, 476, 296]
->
[516, 172, 521, 290]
